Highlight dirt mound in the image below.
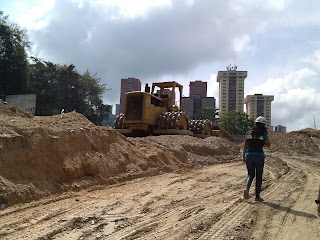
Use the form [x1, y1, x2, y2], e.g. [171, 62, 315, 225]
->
[0, 101, 240, 206]
[131, 135, 240, 169]
[269, 128, 320, 155]
[0, 99, 33, 118]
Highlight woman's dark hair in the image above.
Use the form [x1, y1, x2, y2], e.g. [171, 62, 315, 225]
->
[252, 122, 266, 139]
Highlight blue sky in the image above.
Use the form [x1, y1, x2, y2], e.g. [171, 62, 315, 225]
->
[1, 0, 320, 131]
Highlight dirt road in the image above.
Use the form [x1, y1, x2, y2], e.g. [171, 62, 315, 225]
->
[0, 102, 319, 239]
[1, 150, 319, 240]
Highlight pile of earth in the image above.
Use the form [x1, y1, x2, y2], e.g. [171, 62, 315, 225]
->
[0, 100, 240, 207]
[268, 128, 320, 156]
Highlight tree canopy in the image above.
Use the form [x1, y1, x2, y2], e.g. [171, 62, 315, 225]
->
[193, 107, 218, 120]
[0, 11, 30, 98]
[27, 59, 109, 125]
[219, 110, 254, 135]
[0, 12, 110, 125]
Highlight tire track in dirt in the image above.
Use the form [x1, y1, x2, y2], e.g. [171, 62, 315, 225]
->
[36, 176, 186, 239]
[244, 153, 320, 240]
[106, 205, 187, 239]
[136, 204, 221, 240]
[0, 200, 102, 239]
[107, 164, 243, 240]
[197, 163, 294, 240]
[0, 194, 75, 232]
[98, 176, 199, 239]
[1, 193, 130, 239]
[272, 156, 320, 240]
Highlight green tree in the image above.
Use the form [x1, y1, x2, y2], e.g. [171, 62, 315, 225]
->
[77, 71, 107, 124]
[0, 11, 30, 99]
[27, 59, 109, 125]
[27, 60, 79, 115]
[219, 110, 254, 135]
[193, 107, 218, 120]
[0, 12, 109, 125]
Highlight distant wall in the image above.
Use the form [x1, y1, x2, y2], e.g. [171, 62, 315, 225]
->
[5, 94, 36, 115]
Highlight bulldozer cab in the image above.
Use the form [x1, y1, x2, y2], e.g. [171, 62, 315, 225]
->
[151, 81, 183, 112]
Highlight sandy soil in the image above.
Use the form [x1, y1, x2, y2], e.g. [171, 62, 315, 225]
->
[0, 100, 319, 239]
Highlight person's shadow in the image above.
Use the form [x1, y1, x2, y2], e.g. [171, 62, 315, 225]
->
[261, 201, 318, 219]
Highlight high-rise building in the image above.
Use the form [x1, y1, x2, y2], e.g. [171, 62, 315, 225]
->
[182, 80, 215, 119]
[182, 96, 215, 119]
[244, 94, 274, 130]
[189, 81, 207, 98]
[115, 104, 120, 116]
[216, 65, 247, 114]
[274, 125, 286, 133]
[119, 77, 141, 113]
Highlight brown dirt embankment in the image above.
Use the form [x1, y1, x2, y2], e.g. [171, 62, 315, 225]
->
[268, 128, 320, 156]
[0, 100, 240, 207]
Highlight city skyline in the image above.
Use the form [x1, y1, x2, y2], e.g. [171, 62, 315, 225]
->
[2, 0, 320, 132]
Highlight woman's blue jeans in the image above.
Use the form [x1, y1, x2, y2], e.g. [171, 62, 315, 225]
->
[245, 154, 265, 197]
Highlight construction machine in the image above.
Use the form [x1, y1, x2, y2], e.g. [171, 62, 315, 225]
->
[114, 81, 193, 136]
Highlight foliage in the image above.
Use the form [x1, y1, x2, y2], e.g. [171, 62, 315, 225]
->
[193, 107, 218, 120]
[27, 59, 110, 125]
[0, 12, 110, 125]
[219, 110, 254, 135]
[0, 11, 31, 99]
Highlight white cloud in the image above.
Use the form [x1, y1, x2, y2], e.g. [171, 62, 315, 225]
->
[247, 68, 320, 131]
[266, 0, 287, 11]
[12, 0, 54, 29]
[232, 35, 254, 52]
[302, 49, 320, 69]
[3, 0, 320, 131]
[247, 68, 318, 94]
[80, 0, 172, 18]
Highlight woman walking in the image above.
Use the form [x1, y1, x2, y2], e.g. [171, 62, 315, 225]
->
[243, 116, 271, 201]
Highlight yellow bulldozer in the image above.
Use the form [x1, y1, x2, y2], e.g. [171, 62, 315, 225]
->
[114, 81, 213, 137]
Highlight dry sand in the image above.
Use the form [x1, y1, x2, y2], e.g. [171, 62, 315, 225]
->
[0, 99, 319, 239]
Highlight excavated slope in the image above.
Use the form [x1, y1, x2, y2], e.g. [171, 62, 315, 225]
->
[269, 129, 320, 156]
[0, 100, 240, 206]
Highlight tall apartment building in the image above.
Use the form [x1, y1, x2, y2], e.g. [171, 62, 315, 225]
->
[244, 94, 274, 130]
[216, 65, 247, 114]
[189, 81, 207, 97]
[119, 77, 141, 114]
[181, 80, 215, 119]
[274, 125, 286, 133]
[182, 97, 215, 119]
[115, 104, 120, 116]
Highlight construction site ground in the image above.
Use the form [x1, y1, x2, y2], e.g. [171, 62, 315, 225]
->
[0, 100, 319, 240]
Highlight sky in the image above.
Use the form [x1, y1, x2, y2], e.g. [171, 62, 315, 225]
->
[1, 0, 320, 132]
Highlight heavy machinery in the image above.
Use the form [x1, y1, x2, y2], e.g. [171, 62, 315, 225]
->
[114, 81, 212, 137]
[115, 81, 191, 136]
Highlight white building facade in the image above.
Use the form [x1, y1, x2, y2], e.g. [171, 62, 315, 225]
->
[217, 66, 247, 115]
[274, 125, 286, 133]
[244, 94, 274, 130]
